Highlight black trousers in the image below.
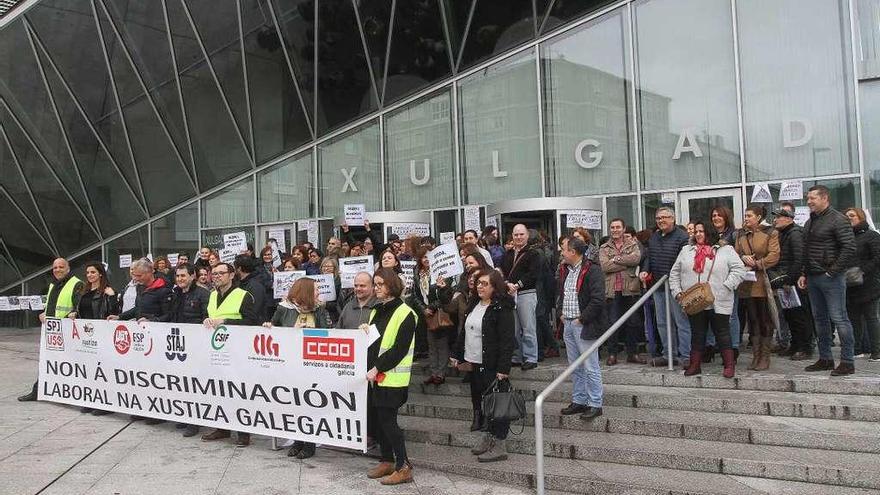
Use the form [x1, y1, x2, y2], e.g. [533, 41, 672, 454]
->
[784, 292, 815, 353]
[743, 297, 774, 338]
[606, 293, 643, 354]
[469, 366, 509, 440]
[689, 310, 732, 352]
[374, 405, 408, 469]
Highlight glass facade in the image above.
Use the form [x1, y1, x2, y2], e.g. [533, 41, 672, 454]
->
[0, 0, 873, 295]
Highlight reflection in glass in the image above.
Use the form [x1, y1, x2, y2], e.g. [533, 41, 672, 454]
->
[738, 0, 856, 181]
[318, 121, 381, 217]
[385, 92, 455, 210]
[151, 202, 199, 264]
[384, 0, 454, 103]
[542, 0, 615, 33]
[105, 226, 148, 290]
[635, 0, 740, 190]
[458, 0, 534, 70]
[0, 191, 55, 279]
[201, 176, 255, 228]
[355, 0, 393, 98]
[440, 0, 475, 69]
[202, 226, 256, 251]
[543, 9, 633, 196]
[272, 0, 316, 121]
[258, 153, 312, 222]
[859, 81, 880, 221]
[459, 51, 541, 204]
[856, 0, 880, 79]
[606, 195, 638, 230]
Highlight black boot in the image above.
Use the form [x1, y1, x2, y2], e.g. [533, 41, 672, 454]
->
[470, 410, 483, 432]
[17, 382, 38, 402]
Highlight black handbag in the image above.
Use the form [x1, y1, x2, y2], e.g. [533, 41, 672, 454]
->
[481, 378, 527, 434]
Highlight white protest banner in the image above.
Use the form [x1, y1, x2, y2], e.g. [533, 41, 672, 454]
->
[439, 232, 455, 245]
[463, 206, 481, 232]
[794, 206, 810, 227]
[38, 319, 368, 450]
[273, 271, 306, 300]
[751, 183, 773, 203]
[307, 221, 320, 246]
[344, 204, 365, 226]
[223, 232, 248, 253]
[428, 242, 464, 283]
[339, 256, 374, 289]
[119, 254, 132, 269]
[8, 296, 23, 310]
[167, 253, 179, 267]
[388, 223, 430, 239]
[23, 295, 45, 311]
[778, 180, 803, 201]
[308, 274, 337, 302]
[565, 210, 602, 230]
[219, 247, 237, 264]
[298, 222, 308, 232]
[661, 192, 676, 204]
[267, 229, 287, 255]
[485, 215, 497, 228]
[0, 297, 11, 311]
[400, 260, 417, 290]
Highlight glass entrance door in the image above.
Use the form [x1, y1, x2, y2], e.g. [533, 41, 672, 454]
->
[679, 188, 743, 227]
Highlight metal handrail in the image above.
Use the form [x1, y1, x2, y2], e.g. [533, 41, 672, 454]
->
[534, 275, 672, 495]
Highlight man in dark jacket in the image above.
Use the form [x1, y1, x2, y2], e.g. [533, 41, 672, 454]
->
[639, 207, 690, 366]
[773, 205, 815, 360]
[500, 224, 541, 370]
[556, 236, 606, 420]
[171, 263, 210, 325]
[798, 185, 857, 375]
[235, 255, 268, 322]
[112, 258, 172, 322]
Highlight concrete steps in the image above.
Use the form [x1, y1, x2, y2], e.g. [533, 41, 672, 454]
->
[402, 357, 880, 492]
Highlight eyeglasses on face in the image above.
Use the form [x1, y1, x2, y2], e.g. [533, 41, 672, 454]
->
[477, 280, 491, 287]
[211, 271, 229, 277]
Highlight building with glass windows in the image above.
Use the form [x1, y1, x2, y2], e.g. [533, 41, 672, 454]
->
[0, 0, 877, 309]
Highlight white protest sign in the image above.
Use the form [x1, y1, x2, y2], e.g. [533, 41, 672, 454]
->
[428, 242, 464, 283]
[794, 206, 810, 227]
[268, 229, 286, 255]
[566, 210, 603, 230]
[0, 297, 11, 311]
[339, 256, 374, 289]
[223, 232, 248, 253]
[23, 295, 45, 311]
[273, 271, 306, 300]
[145, 253, 153, 262]
[388, 223, 430, 239]
[661, 192, 676, 204]
[298, 222, 308, 232]
[269, 241, 282, 268]
[38, 319, 368, 450]
[119, 254, 132, 269]
[308, 274, 337, 302]
[307, 221, 320, 246]
[167, 253, 179, 267]
[344, 204, 365, 226]
[778, 180, 803, 201]
[464, 206, 481, 232]
[400, 260, 417, 290]
[219, 247, 237, 264]
[485, 215, 497, 228]
[751, 183, 773, 203]
[439, 232, 456, 245]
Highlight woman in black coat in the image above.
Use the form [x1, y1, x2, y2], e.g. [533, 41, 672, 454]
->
[451, 268, 515, 463]
[844, 208, 880, 360]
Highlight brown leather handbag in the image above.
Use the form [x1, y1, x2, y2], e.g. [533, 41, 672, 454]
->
[425, 309, 453, 331]
[679, 255, 717, 316]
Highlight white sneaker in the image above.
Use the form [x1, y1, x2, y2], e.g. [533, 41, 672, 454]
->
[855, 353, 869, 359]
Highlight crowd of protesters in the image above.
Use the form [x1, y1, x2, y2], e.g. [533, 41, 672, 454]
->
[16, 184, 878, 481]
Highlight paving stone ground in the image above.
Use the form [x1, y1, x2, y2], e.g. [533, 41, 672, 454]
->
[0, 328, 532, 495]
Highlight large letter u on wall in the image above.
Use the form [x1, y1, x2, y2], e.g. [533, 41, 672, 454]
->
[409, 159, 431, 186]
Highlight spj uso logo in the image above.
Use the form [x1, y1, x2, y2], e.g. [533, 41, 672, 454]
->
[165, 327, 187, 362]
[44, 318, 64, 351]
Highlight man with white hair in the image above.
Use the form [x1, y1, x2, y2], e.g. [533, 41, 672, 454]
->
[500, 224, 541, 370]
[110, 258, 172, 323]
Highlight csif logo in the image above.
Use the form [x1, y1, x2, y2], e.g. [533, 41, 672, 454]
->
[303, 337, 355, 363]
[165, 327, 187, 362]
[212, 326, 229, 351]
[253, 334, 279, 357]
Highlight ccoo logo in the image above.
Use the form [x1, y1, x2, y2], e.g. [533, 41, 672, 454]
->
[303, 337, 355, 363]
[165, 327, 187, 362]
[253, 334, 279, 357]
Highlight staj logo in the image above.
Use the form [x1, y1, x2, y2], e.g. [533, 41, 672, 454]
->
[114, 325, 131, 355]
[253, 334, 279, 357]
[303, 337, 355, 363]
[165, 327, 187, 362]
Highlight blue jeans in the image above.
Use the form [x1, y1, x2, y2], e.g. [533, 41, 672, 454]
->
[563, 319, 603, 408]
[652, 287, 691, 360]
[513, 291, 538, 364]
[807, 273, 855, 364]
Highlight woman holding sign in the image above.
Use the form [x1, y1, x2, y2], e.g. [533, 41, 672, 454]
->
[265, 277, 331, 459]
[365, 268, 417, 485]
[410, 248, 455, 385]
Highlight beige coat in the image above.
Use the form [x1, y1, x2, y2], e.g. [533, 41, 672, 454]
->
[734, 227, 780, 298]
[599, 237, 642, 298]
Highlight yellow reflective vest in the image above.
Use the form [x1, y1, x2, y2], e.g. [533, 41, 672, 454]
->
[207, 287, 247, 320]
[369, 303, 416, 388]
[47, 276, 82, 318]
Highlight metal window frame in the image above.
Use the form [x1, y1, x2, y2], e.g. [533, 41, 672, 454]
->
[266, 0, 315, 139]
[0, 184, 57, 256]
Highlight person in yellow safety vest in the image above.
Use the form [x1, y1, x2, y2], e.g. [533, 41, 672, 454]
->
[18, 258, 83, 402]
[363, 267, 417, 486]
[201, 261, 258, 446]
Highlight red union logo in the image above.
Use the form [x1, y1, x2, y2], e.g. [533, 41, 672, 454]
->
[303, 337, 354, 363]
[253, 334, 279, 356]
[114, 325, 131, 355]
